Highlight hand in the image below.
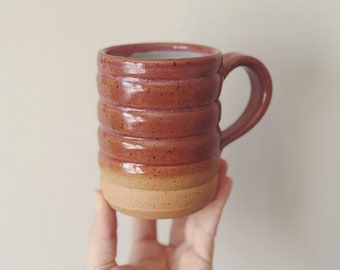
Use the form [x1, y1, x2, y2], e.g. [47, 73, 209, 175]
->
[86, 159, 232, 270]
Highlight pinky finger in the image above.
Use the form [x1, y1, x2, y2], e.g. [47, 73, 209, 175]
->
[194, 171, 233, 237]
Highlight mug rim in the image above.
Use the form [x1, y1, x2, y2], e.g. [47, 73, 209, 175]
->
[99, 42, 222, 62]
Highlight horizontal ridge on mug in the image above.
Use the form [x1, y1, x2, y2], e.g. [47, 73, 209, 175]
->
[96, 73, 222, 109]
[98, 127, 221, 166]
[97, 99, 221, 139]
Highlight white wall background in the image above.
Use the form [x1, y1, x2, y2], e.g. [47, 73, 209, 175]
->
[1, 0, 339, 269]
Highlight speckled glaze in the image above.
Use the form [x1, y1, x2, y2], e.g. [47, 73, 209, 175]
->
[97, 43, 272, 219]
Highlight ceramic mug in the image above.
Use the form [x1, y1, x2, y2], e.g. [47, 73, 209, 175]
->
[97, 43, 272, 219]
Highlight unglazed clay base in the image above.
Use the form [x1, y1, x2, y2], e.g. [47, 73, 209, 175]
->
[101, 171, 218, 219]
[99, 153, 220, 219]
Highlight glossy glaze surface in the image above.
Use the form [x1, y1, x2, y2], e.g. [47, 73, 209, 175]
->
[97, 73, 221, 109]
[98, 100, 221, 138]
[97, 43, 272, 219]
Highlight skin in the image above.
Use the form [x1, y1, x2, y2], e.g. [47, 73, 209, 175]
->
[86, 159, 232, 270]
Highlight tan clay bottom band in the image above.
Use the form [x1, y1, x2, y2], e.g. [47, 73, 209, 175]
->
[101, 173, 218, 219]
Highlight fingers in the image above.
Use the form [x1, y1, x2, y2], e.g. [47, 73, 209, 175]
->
[169, 216, 188, 247]
[129, 218, 158, 265]
[86, 190, 118, 270]
[218, 158, 228, 178]
[170, 159, 231, 248]
[210, 159, 232, 212]
[131, 218, 157, 244]
[197, 165, 232, 236]
[185, 159, 232, 262]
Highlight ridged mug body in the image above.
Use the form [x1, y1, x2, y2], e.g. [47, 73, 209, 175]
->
[97, 43, 223, 219]
[97, 43, 272, 219]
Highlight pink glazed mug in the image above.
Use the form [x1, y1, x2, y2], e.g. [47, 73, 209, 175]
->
[97, 43, 272, 219]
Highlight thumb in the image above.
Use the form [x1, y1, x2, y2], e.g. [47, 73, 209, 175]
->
[86, 190, 118, 270]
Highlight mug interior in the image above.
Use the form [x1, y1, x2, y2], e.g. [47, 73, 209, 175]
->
[129, 51, 207, 59]
[104, 43, 220, 60]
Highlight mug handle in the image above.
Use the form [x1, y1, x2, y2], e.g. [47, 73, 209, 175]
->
[220, 53, 272, 149]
